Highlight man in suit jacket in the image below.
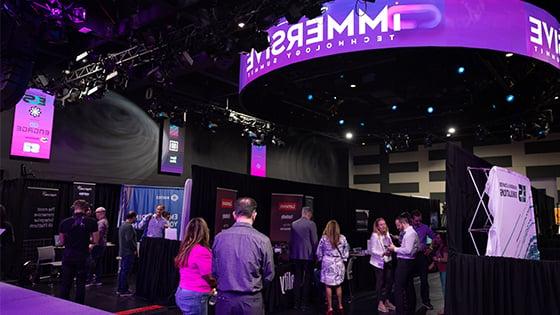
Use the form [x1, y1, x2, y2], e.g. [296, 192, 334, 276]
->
[289, 206, 318, 310]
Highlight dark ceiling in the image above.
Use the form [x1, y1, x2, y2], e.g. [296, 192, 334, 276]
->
[3, 0, 560, 148]
[241, 47, 560, 146]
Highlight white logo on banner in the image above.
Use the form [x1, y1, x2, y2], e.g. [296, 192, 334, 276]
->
[171, 194, 179, 202]
[279, 272, 294, 295]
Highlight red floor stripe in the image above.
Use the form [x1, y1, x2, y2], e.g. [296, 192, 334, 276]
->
[114, 305, 164, 315]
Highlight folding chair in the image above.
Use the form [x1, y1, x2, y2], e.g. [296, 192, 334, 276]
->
[36, 246, 62, 286]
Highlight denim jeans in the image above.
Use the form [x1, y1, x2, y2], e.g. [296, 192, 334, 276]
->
[118, 254, 134, 293]
[175, 287, 210, 315]
[440, 271, 447, 297]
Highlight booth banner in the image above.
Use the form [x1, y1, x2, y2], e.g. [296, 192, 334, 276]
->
[22, 187, 59, 239]
[355, 209, 370, 232]
[72, 182, 96, 207]
[214, 188, 237, 233]
[270, 193, 303, 242]
[484, 166, 540, 260]
[10, 88, 55, 160]
[239, 0, 560, 90]
[118, 185, 184, 234]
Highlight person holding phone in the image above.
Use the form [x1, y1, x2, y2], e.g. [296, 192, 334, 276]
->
[369, 218, 396, 313]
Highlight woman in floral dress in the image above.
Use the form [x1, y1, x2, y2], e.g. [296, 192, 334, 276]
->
[317, 220, 349, 315]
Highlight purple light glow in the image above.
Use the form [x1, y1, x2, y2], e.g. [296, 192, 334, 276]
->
[250, 144, 266, 177]
[10, 88, 55, 160]
[239, 0, 560, 91]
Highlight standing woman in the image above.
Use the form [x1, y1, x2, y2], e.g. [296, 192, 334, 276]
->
[174, 218, 216, 315]
[369, 218, 396, 313]
[317, 220, 349, 315]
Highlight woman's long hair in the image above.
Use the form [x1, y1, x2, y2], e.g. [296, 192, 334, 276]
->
[174, 217, 210, 268]
[322, 220, 341, 249]
[373, 217, 388, 236]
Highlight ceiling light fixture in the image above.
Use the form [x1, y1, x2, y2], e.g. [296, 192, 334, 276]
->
[505, 52, 514, 57]
[345, 132, 353, 140]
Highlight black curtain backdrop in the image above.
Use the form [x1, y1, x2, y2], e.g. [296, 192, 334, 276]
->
[0, 178, 121, 278]
[191, 165, 438, 248]
[445, 143, 560, 315]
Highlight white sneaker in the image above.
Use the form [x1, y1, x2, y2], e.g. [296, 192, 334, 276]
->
[385, 301, 396, 311]
[378, 303, 389, 313]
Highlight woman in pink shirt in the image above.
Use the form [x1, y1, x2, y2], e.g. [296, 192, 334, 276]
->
[174, 218, 216, 315]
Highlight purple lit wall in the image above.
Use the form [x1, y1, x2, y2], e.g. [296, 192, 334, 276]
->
[239, 0, 560, 90]
[250, 144, 267, 177]
[10, 88, 55, 160]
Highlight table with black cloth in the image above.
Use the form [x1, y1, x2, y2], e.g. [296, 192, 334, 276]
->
[264, 262, 295, 312]
[135, 237, 180, 305]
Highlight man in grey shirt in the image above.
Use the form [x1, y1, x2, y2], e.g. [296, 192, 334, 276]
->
[118, 211, 137, 296]
[289, 206, 318, 310]
[212, 197, 274, 315]
[389, 212, 419, 315]
[87, 207, 109, 286]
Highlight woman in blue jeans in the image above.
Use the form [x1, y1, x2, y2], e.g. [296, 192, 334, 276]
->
[174, 218, 216, 315]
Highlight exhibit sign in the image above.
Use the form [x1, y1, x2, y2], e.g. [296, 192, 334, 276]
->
[215, 187, 238, 233]
[270, 193, 303, 242]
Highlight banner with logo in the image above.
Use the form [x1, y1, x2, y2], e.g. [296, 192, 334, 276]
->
[159, 119, 185, 175]
[270, 193, 303, 242]
[118, 185, 184, 235]
[214, 188, 237, 234]
[484, 166, 539, 260]
[72, 182, 96, 207]
[355, 209, 370, 232]
[10, 88, 55, 159]
[22, 187, 59, 239]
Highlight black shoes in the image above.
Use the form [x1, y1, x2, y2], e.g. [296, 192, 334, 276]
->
[422, 302, 434, 310]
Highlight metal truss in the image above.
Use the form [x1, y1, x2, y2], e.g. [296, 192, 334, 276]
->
[467, 166, 493, 256]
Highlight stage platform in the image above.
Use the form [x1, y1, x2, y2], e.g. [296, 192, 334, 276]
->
[0, 282, 112, 315]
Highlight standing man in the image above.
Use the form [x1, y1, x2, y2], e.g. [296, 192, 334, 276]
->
[289, 206, 318, 311]
[212, 197, 274, 315]
[388, 212, 419, 315]
[411, 210, 436, 310]
[87, 207, 109, 286]
[59, 200, 99, 304]
[118, 211, 138, 296]
[138, 204, 168, 239]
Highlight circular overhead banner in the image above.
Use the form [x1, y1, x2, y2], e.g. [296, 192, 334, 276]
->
[239, 0, 560, 91]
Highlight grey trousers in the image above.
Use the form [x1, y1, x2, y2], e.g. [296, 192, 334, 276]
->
[216, 292, 264, 315]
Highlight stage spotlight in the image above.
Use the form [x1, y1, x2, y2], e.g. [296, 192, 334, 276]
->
[491, 104, 497, 110]
[361, 142, 366, 146]
[391, 105, 398, 111]
[424, 134, 433, 148]
[345, 132, 353, 140]
[448, 127, 456, 134]
[427, 106, 434, 114]
[505, 53, 514, 57]
[350, 84, 356, 88]
[446, 133, 452, 138]
[105, 71, 118, 81]
[384, 139, 393, 153]
[457, 66, 465, 74]
[555, 96, 559, 100]
[527, 109, 553, 139]
[510, 122, 527, 142]
[506, 94, 515, 102]
[338, 119, 345, 125]
[76, 51, 88, 62]
[360, 122, 365, 127]
[475, 125, 489, 142]
[207, 122, 218, 133]
[238, 22, 246, 28]
[307, 94, 313, 101]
